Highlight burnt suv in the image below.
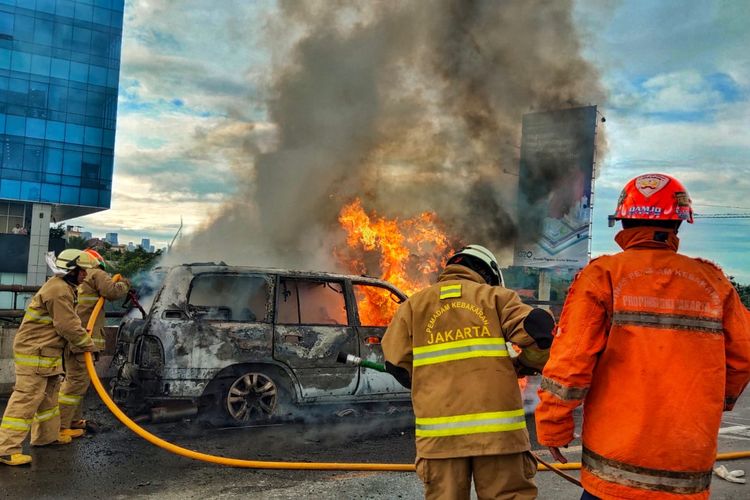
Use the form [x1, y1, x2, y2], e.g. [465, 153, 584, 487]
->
[111, 263, 409, 424]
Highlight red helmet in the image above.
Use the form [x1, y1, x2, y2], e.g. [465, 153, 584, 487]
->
[609, 173, 694, 227]
[83, 248, 105, 267]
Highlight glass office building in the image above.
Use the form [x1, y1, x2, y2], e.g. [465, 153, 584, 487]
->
[0, 0, 124, 291]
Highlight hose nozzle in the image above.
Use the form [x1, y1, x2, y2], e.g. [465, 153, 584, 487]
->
[336, 352, 386, 372]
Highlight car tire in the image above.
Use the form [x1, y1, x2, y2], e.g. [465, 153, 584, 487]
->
[216, 367, 292, 425]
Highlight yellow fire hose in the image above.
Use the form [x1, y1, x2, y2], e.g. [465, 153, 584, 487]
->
[81, 275, 750, 477]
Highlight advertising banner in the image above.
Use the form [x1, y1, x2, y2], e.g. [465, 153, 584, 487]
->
[513, 106, 597, 268]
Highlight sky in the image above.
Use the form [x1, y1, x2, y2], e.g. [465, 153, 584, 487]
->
[69, 1, 750, 282]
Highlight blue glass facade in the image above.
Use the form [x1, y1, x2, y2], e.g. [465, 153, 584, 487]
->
[0, 0, 123, 218]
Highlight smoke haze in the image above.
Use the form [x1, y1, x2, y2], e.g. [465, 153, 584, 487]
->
[166, 0, 606, 270]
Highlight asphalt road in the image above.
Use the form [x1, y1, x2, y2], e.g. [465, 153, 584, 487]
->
[2, 391, 750, 499]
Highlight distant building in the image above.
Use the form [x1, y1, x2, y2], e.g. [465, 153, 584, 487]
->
[82, 231, 92, 240]
[105, 232, 119, 245]
[140, 238, 151, 252]
[86, 237, 107, 250]
[127, 242, 135, 252]
[65, 225, 82, 241]
[0, 1, 126, 299]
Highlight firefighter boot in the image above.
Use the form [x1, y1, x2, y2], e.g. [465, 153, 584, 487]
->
[0, 453, 33, 465]
[52, 433, 73, 445]
[33, 433, 73, 446]
[71, 419, 98, 433]
[54, 433, 73, 444]
[60, 428, 85, 439]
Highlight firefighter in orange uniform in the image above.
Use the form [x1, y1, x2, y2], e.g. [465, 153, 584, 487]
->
[0, 249, 98, 466]
[383, 245, 555, 499]
[59, 249, 129, 434]
[535, 173, 750, 499]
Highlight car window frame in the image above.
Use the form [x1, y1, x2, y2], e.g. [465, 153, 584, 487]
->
[350, 280, 406, 328]
[186, 272, 273, 323]
[274, 275, 351, 327]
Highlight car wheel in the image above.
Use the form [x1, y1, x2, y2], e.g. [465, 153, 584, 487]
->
[221, 370, 287, 424]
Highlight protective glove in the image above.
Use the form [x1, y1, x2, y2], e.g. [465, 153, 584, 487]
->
[513, 358, 540, 377]
[385, 361, 412, 389]
[523, 308, 555, 349]
[713, 465, 746, 484]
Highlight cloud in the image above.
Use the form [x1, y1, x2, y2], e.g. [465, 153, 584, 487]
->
[71, 0, 750, 285]
[577, 1, 750, 281]
[67, 1, 279, 245]
[119, 0, 273, 118]
[607, 70, 744, 121]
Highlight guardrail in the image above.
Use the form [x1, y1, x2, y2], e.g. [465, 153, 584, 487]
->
[0, 284, 39, 311]
[0, 283, 128, 322]
[0, 309, 127, 319]
[0, 285, 40, 292]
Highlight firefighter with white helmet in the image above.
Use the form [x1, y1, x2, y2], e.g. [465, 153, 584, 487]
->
[383, 243, 555, 499]
[0, 249, 98, 466]
[59, 248, 129, 434]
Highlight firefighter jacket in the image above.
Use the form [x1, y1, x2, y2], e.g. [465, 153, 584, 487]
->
[382, 264, 551, 459]
[15, 276, 95, 376]
[535, 227, 750, 500]
[76, 268, 129, 352]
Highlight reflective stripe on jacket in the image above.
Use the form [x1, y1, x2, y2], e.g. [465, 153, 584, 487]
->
[535, 227, 750, 500]
[75, 268, 129, 352]
[23, 306, 52, 324]
[14, 276, 94, 372]
[383, 264, 551, 459]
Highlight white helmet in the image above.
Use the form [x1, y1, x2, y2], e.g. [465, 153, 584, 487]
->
[447, 244, 504, 287]
[55, 249, 98, 271]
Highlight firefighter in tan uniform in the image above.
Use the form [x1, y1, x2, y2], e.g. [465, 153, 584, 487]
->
[0, 249, 98, 466]
[59, 249, 129, 434]
[383, 245, 555, 500]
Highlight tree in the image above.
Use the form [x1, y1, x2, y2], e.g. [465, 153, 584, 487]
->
[49, 224, 65, 239]
[103, 247, 163, 278]
[730, 278, 750, 309]
[66, 236, 88, 250]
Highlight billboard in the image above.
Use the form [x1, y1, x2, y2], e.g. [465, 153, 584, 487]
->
[513, 106, 597, 268]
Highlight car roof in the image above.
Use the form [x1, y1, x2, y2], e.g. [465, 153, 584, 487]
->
[158, 263, 406, 296]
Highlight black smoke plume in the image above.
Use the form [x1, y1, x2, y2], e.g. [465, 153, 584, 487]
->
[168, 0, 606, 270]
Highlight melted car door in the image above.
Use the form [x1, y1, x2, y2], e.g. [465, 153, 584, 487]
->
[178, 273, 275, 376]
[351, 282, 409, 396]
[273, 277, 359, 399]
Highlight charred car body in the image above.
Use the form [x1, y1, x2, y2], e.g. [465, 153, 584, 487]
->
[111, 263, 409, 423]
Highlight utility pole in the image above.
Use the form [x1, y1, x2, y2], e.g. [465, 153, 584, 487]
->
[167, 217, 183, 253]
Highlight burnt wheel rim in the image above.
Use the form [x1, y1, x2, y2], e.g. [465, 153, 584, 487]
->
[226, 372, 278, 422]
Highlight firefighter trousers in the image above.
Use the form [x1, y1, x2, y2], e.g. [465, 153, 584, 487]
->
[59, 349, 91, 429]
[415, 452, 538, 500]
[0, 368, 62, 455]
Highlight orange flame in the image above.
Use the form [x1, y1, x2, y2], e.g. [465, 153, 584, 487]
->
[338, 198, 453, 325]
[338, 198, 530, 391]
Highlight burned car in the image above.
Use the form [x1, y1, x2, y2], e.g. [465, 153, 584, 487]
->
[111, 263, 409, 424]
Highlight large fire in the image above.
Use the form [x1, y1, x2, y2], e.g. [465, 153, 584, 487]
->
[337, 198, 454, 325]
[337, 198, 529, 392]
